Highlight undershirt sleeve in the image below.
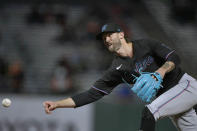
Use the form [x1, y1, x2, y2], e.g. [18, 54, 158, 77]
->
[71, 88, 105, 108]
[71, 66, 122, 108]
[71, 57, 124, 108]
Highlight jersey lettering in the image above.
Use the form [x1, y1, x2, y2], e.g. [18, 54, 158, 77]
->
[135, 56, 154, 73]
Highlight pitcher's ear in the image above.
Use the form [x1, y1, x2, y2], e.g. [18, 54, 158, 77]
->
[119, 32, 125, 39]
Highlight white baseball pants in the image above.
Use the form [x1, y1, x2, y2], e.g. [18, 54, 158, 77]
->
[147, 73, 197, 131]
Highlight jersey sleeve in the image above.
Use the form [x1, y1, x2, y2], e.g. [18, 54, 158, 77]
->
[92, 67, 122, 95]
[147, 39, 181, 65]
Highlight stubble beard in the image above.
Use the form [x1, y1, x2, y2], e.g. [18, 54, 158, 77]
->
[113, 40, 121, 52]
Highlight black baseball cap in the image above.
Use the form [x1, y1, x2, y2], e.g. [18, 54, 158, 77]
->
[96, 23, 123, 40]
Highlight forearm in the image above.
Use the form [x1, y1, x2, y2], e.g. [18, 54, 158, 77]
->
[156, 61, 175, 78]
[43, 88, 105, 115]
[55, 97, 76, 108]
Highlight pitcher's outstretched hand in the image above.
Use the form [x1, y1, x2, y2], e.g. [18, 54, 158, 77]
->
[43, 101, 57, 114]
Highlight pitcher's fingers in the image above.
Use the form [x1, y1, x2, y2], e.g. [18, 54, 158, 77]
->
[43, 101, 50, 107]
[49, 105, 55, 111]
[45, 107, 51, 114]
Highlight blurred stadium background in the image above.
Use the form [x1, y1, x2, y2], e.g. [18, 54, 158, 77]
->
[0, 0, 197, 131]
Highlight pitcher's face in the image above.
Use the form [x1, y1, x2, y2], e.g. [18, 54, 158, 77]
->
[102, 32, 122, 53]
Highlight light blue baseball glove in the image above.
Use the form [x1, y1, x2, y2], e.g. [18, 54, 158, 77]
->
[131, 71, 163, 103]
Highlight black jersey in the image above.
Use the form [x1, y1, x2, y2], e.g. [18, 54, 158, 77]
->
[72, 39, 185, 107]
[93, 39, 185, 97]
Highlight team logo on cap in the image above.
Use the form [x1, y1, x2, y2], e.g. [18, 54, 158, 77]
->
[102, 24, 108, 32]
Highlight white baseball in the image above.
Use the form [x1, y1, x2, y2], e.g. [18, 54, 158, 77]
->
[2, 98, 11, 107]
